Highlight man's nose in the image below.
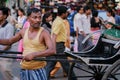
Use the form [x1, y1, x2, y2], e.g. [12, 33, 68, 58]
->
[36, 18, 41, 22]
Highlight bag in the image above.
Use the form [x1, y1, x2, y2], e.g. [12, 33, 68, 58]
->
[15, 23, 23, 29]
[103, 28, 120, 40]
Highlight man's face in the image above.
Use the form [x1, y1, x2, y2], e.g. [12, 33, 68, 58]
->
[28, 12, 42, 28]
[0, 11, 5, 23]
[106, 11, 111, 17]
[46, 15, 53, 22]
[79, 8, 84, 14]
[63, 12, 68, 19]
[86, 9, 91, 15]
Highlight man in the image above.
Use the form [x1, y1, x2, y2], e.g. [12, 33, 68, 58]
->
[77, 6, 93, 51]
[45, 6, 76, 80]
[7, 7, 17, 27]
[73, 6, 84, 38]
[0, 7, 55, 80]
[0, 6, 19, 80]
[73, 6, 84, 52]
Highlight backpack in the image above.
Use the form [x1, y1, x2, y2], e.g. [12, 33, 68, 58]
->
[67, 11, 77, 36]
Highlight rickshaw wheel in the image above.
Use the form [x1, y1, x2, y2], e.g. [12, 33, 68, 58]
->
[102, 59, 120, 80]
[68, 62, 109, 80]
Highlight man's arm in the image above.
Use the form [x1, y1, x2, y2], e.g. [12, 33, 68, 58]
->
[0, 30, 23, 45]
[51, 33, 57, 51]
[2, 46, 11, 50]
[41, 30, 56, 56]
[78, 17, 85, 36]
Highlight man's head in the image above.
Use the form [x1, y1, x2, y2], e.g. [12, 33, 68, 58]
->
[76, 6, 84, 14]
[57, 6, 68, 19]
[92, 10, 98, 17]
[18, 8, 25, 16]
[27, 8, 41, 28]
[0, 6, 9, 23]
[84, 6, 91, 15]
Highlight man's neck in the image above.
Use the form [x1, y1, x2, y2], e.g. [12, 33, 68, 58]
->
[29, 26, 40, 32]
[85, 13, 90, 18]
[58, 16, 64, 20]
[0, 20, 6, 26]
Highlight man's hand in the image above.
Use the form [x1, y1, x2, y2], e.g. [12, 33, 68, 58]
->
[23, 53, 35, 61]
[80, 31, 86, 36]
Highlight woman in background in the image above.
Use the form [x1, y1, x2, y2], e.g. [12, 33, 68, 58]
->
[105, 8, 115, 29]
[90, 10, 101, 45]
[91, 10, 101, 31]
[41, 12, 53, 33]
[16, 8, 26, 31]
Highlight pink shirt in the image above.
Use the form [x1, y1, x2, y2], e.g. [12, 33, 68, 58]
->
[18, 21, 30, 52]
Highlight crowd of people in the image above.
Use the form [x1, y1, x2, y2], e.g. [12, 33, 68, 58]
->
[0, 1, 120, 80]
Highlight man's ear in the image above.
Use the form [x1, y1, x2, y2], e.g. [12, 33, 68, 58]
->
[27, 17, 30, 21]
[3, 15, 7, 19]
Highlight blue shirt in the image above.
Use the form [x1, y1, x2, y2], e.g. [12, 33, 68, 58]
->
[115, 15, 120, 24]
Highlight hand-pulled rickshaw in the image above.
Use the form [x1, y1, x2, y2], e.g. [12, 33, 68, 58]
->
[65, 22, 120, 80]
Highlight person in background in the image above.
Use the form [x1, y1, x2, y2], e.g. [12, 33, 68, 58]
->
[90, 10, 101, 45]
[11, 5, 17, 20]
[72, 6, 84, 52]
[41, 12, 59, 78]
[17, 18, 30, 52]
[16, 8, 26, 31]
[112, 8, 120, 24]
[41, 12, 53, 33]
[67, 6, 77, 37]
[45, 6, 76, 80]
[77, 6, 93, 51]
[64, 19, 71, 50]
[67, 6, 77, 51]
[0, 6, 19, 80]
[0, 7, 55, 80]
[41, 12, 63, 78]
[73, 6, 84, 38]
[105, 8, 115, 29]
[49, 18, 70, 78]
[7, 8, 17, 28]
[91, 10, 101, 31]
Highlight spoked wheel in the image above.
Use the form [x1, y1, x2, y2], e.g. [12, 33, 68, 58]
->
[68, 62, 109, 80]
[102, 59, 120, 80]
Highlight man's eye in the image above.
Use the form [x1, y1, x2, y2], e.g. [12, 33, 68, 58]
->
[32, 16, 41, 19]
[34, 17, 37, 19]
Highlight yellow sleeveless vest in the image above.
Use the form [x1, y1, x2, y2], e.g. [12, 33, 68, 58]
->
[21, 27, 46, 70]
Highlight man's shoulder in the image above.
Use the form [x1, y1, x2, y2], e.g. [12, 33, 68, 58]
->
[6, 22, 13, 26]
[81, 14, 86, 17]
[74, 13, 79, 18]
[53, 19, 62, 26]
[5, 23, 14, 29]
[40, 28, 50, 38]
